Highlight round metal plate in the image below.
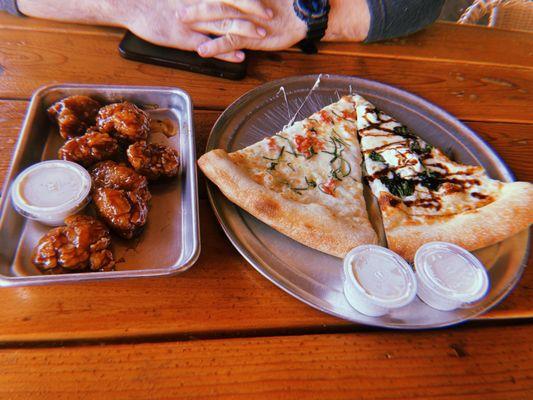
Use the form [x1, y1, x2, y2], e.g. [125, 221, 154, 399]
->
[206, 74, 529, 329]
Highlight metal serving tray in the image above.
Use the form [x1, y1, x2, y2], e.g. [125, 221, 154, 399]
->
[0, 84, 200, 286]
[206, 74, 530, 329]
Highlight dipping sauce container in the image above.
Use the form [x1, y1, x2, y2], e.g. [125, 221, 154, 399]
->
[343, 245, 417, 317]
[11, 160, 91, 226]
[414, 242, 490, 311]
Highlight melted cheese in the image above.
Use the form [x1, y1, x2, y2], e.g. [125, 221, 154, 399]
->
[229, 96, 367, 220]
[354, 94, 500, 216]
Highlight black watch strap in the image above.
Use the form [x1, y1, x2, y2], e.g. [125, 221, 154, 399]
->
[294, 1, 330, 54]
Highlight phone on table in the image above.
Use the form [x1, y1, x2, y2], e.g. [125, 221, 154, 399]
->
[119, 32, 247, 80]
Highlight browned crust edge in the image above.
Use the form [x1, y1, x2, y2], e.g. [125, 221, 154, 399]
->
[198, 149, 378, 258]
[382, 181, 533, 261]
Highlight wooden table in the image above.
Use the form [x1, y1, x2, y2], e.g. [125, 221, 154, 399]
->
[0, 13, 532, 399]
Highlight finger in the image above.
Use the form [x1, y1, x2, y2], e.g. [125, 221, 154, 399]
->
[191, 19, 266, 39]
[197, 35, 248, 59]
[214, 50, 246, 63]
[179, 2, 271, 23]
[179, 30, 245, 62]
[219, 0, 273, 19]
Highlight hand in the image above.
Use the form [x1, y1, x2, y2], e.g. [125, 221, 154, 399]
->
[180, 0, 307, 59]
[181, 0, 371, 59]
[123, 0, 274, 62]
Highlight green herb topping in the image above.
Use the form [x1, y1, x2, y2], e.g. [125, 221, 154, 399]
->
[292, 177, 317, 193]
[379, 173, 415, 198]
[369, 151, 385, 163]
[410, 140, 433, 155]
[418, 170, 442, 191]
[262, 146, 285, 171]
[393, 125, 416, 139]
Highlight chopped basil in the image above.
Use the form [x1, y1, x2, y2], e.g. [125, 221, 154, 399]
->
[330, 157, 351, 181]
[263, 146, 285, 170]
[410, 140, 433, 155]
[292, 176, 317, 192]
[274, 134, 301, 157]
[369, 151, 385, 163]
[418, 170, 441, 191]
[379, 173, 415, 198]
[393, 125, 416, 139]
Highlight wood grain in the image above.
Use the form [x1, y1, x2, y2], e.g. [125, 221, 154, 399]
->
[1, 14, 531, 69]
[0, 101, 531, 342]
[1, 323, 532, 399]
[0, 29, 532, 123]
[314, 21, 533, 70]
[1, 101, 532, 193]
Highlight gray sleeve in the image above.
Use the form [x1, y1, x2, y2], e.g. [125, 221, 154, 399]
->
[0, 0, 22, 15]
[365, 0, 445, 43]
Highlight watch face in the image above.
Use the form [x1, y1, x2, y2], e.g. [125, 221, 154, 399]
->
[296, 0, 329, 18]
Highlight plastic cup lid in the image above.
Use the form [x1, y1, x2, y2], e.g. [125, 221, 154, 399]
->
[11, 160, 91, 218]
[414, 242, 489, 303]
[343, 245, 417, 309]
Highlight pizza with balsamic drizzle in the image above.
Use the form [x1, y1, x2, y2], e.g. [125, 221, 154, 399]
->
[199, 95, 378, 257]
[354, 94, 533, 261]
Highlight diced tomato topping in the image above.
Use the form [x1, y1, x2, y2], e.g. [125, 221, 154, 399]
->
[295, 132, 324, 158]
[320, 179, 337, 196]
[319, 110, 333, 124]
[267, 137, 278, 151]
[342, 109, 357, 120]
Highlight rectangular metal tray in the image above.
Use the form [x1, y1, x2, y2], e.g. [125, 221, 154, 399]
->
[0, 84, 200, 286]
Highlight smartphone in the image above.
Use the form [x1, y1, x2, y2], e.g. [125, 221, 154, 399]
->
[119, 32, 247, 80]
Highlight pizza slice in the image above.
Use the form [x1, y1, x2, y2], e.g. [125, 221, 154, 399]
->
[354, 94, 533, 261]
[198, 95, 378, 257]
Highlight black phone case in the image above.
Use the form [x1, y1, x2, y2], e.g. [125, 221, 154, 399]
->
[119, 32, 247, 80]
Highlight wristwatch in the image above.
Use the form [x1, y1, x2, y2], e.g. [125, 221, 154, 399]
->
[293, 0, 331, 54]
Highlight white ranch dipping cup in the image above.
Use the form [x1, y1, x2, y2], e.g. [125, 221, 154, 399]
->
[343, 245, 417, 317]
[414, 242, 490, 311]
[11, 160, 91, 226]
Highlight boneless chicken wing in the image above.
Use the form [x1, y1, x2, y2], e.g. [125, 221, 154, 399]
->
[90, 161, 151, 239]
[58, 129, 120, 167]
[127, 141, 179, 181]
[96, 102, 150, 143]
[32, 215, 115, 274]
[47, 95, 101, 139]
[92, 187, 149, 239]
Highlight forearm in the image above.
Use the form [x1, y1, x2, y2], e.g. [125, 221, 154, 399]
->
[324, 0, 370, 42]
[16, 0, 129, 27]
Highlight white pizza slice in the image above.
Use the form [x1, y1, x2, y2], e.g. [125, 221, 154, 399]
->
[354, 94, 533, 261]
[199, 95, 378, 257]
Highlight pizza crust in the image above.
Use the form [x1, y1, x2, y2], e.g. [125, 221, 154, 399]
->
[198, 149, 378, 258]
[381, 181, 533, 261]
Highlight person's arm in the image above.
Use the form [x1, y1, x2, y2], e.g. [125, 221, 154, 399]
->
[15, 0, 273, 62]
[365, 0, 445, 43]
[191, 0, 370, 58]
[187, 0, 444, 59]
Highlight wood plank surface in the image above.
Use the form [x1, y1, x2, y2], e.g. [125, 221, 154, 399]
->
[0, 29, 532, 123]
[0, 100, 531, 342]
[2, 102, 532, 194]
[315, 21, 533, 70]
[1, 323, 532, 399]
[1, 13, 531, 69]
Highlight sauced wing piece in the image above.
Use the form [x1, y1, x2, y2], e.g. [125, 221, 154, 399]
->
[127, 141, 179, 181]
[96, 102, 150, 143]
[32, 215, 115, 274]
[47, 95, 101, 139]
[58, 129, 120, 167]
[90, 161, 151, 239]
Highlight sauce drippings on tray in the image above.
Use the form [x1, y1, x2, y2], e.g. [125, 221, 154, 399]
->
[150, 118, 177, 137]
